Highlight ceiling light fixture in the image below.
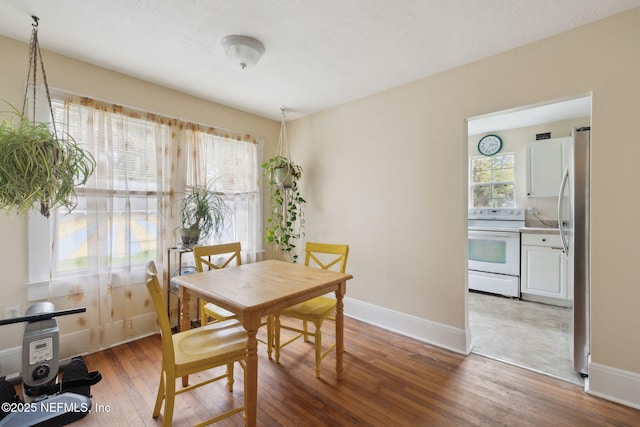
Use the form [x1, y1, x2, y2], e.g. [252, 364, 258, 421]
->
[221, 35, 265, 69]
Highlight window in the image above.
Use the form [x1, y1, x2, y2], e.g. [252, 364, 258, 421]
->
[192, 132, 261, 252]
[26, 94, 261, 353]
[42, 99, 169, 280]
[29, 95, 261, 287]
[470, 153, 515, 208]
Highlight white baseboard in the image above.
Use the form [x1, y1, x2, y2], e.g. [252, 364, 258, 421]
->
[344, 296, 470, 355]
[345, 297, 640, 411]
[587, 360, 640, 410]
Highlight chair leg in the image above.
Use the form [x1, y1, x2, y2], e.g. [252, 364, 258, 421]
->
[242, 356, 248, 422]
[274, 314, 281, 364]
[199, 300, 207, 326]
[267, 314, 273, 360]
[176, 296, 181, 330]
[303, 320, 310, 342]
[314, 321, 322, 378]
[152, 369, 165, 418]
[227, 362, 235, 392]
[162, 372, 176, 427]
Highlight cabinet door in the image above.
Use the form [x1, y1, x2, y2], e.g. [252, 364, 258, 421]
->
[526, 138, 565, 197]
[521, 245, 567, 299]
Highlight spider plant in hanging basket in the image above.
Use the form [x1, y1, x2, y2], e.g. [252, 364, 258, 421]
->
[0, 109, 95, 218]
[262, 155, 305, 262]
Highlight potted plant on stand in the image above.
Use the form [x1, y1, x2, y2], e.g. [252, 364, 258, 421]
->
[262, 108, 305, 262]
[175, 182, 228, 246]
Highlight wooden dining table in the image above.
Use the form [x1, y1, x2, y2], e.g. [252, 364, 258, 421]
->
[171, 259, 353, 426]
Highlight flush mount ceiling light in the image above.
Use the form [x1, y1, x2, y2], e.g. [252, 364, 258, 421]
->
[221, 35, 265, 69]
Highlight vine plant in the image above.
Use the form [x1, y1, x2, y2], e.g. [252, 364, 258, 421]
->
[262, 155, 305, 262]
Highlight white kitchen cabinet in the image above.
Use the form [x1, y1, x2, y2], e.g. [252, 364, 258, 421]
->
[526, 137, 568, 197]
[520, 232, 569, 307]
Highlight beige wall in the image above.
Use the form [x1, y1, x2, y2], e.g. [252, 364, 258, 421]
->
[289, 7, 640, 381]
[0, 35, 280, 348]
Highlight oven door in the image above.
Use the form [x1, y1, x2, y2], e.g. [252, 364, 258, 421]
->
[468, 230, 520, 276]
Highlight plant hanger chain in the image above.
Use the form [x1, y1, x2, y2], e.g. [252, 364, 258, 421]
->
[275, 106, 291, 161]
[21, 15, 57, 138]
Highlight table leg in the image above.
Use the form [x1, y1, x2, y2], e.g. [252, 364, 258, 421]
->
[179, 287, 191, 332]
[243, 316, 260, 427]
[179, 287, 191, 387]
[335, 281, 345, 380]
[166, 249, 171, 324]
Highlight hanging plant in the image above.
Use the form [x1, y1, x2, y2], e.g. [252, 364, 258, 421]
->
[0, 17, 95, 218]
[262, 156, 305, 262]
[262, 108, 305, 262]
[0, 109, 95, 217]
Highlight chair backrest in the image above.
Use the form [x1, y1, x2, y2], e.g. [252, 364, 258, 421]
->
[304, 242, 349, 273]
[193, 242, 242, 272]
[145, 261, 176, 366]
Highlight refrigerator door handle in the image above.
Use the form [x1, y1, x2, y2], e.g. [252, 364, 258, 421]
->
[558, 165, 570, 257]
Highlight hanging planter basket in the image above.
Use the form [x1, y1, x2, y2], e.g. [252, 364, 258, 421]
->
[0, 16, 95, 218]
[274, 164, 294, 189]
[261, 108, 305, 262]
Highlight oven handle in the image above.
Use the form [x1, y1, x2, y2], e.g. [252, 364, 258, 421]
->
[468, 230, 519, 239]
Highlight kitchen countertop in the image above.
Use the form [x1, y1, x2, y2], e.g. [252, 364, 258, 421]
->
[520, 227, 559, 235]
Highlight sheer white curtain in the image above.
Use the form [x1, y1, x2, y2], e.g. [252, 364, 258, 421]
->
[40, 97, 175, 355]
[30, 95, 261, 357]
[181, 124, 262, 263]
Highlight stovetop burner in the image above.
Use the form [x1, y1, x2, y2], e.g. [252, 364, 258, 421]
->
[468, 208, 525, 232]
[468, 208, 525, 221]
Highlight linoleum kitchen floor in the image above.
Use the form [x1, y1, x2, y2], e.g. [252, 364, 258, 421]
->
[469, 291, 584, 386]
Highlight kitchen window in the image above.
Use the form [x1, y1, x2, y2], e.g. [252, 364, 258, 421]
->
[470, 153, 515, 208]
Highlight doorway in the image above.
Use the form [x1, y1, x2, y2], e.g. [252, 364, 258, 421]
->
[466, 96, 591, 385]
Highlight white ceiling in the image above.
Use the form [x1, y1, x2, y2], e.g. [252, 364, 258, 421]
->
[468, 96, 592, 135]
[0, 1, 637, 122]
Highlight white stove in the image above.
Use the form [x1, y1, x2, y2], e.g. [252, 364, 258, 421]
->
[468, 208, 524, 297]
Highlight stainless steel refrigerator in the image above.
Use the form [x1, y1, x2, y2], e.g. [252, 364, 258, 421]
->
[558, 127, 590, 376]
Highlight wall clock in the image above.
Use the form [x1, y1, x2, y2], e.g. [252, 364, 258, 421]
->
[477, 134, 502, 156]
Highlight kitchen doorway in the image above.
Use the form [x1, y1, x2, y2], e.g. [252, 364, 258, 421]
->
[466, 96, 591, 385]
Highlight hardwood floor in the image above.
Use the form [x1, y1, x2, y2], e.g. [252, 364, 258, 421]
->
[55, 317, 639, 426]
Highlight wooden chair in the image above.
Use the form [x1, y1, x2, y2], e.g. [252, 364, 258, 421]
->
[193, 243, 273, 359]
[193, 242, 243, 325]
[274, 242, 349, 378]
[145, 261, 247, 427]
